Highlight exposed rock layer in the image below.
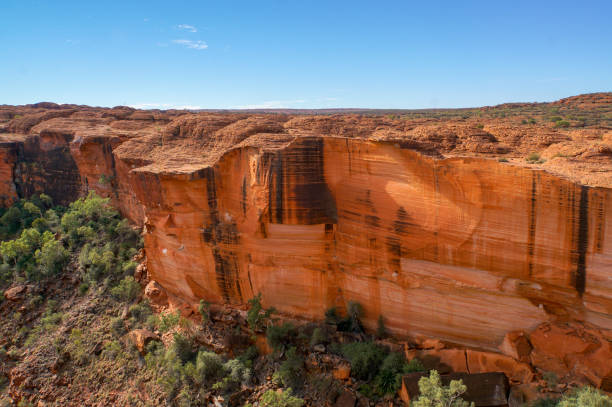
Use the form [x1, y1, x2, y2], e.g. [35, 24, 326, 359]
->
[1, 96, 611, 383]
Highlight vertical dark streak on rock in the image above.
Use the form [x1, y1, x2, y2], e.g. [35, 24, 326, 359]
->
[107, 141, 120, 199]
[269, 138, 337, 224]
[205, 167, 243, 303]
[14, 134, 81, 205]
[269, 151, 284, 223]
[432, 162, 440, 262]
[594, 191, 605, 253]
[574, 186, 589, 296]
[527, 173, 537, 278]
[241, 177, 247, 216]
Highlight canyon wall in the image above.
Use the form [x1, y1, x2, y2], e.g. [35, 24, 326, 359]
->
[1, 103, 611, 384]
[131, 137, 612, 351]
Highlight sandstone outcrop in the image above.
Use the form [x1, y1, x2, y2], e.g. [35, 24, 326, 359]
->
[0, 94, 611, 386]
[128, 329, 159, 354]
[3, 285, 27, 302]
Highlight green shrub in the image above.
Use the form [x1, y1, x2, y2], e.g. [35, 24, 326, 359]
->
[530, 398, 560, 407]
[213, 358, 251, 393]
[237, 346, 259, 368]
[526, 152, 541, 163]
[412, 370, 474, 407]
[0, 228, 41, 267]
[345, 301, 364, 332]
[68, 328, 90, 365]
[31, 217, 48, 232]
[310, 327, 328, 347]
[128, 301, 152, 323]
[260, 388, 304, 407]
[191, 350, 226, 384]
[557, 386, 612, 407]
[405, 358, 426, 372]
[110, 276, 140, 302]
[172, 333, 195, 363]
[266, 323, 297, 353]
[35, 237, 69, 276]
[111, 317, 126, 337]
[78, 282, 89, 295]
[324, 307, 340, 325]
[555, 120, 570, 128]
[0, 206, 23, 238]
[273, 347, 304, 390]
[101, 340, 124, 361]
[340, 341, 388, 381]
[373, 352, 411, 395]
[247, 293, 275, 331]
[325, 302, 365, 332]
[198, 299, 210, 324]
[157, 310, 181, 333]
[23, 202, 41, 217]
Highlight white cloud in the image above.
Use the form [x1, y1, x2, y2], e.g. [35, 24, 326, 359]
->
[178, 24, 197, 32]
[172, 39, 208, 50]
[233, 100, 307, 109]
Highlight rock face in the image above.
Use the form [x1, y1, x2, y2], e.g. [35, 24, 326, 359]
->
[1, 96, 611, 384]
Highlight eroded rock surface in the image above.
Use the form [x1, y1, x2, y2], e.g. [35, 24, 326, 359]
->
[1, 94, 611, 385]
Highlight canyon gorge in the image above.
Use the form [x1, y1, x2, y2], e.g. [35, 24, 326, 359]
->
[1, 93, 611, 389]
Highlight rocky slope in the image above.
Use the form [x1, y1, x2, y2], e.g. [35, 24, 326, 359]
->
[1, 94, 611, 387]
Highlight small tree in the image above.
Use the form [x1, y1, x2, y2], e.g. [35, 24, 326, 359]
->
[260, 388, 304, 407]
[198, 299, 210, 325]
[247, 293, 275, 331]
[557, 386, 612, 407]
[273, 347, 304, 390]
[413, 370, 474, 407]
[110, 276, 140, 302]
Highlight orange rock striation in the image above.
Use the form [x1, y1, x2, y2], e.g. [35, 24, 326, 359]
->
[1, 94, 611, 385]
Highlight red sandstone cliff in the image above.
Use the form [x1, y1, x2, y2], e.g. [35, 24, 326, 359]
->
[1, 95, 611, 386]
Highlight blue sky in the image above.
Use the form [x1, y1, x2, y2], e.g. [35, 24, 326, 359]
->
[1, 0, 611, 109]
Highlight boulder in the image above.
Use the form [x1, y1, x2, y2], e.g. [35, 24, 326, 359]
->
[335, 390, 357, 407]
[406, 348, 533, 383]
[420, 338, 445, 350]
[406, 349, 468, 374]
[128, 329, 159, 353]
[499, 331, 532, 362]
[529, 322, 612, 388]
[4, 285, 27, 302]
[466, 350, 534, 384]
[144, 280, 168, 306]
[134, 262, 147, 282]
[333, 363, 351, 380]
[313, 344, 326, 353]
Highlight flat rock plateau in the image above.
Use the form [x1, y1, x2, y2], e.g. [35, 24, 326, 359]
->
[1, 92, 612, 390]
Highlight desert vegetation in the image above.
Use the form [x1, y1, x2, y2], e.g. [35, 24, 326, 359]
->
[1, 193, 611, 406]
